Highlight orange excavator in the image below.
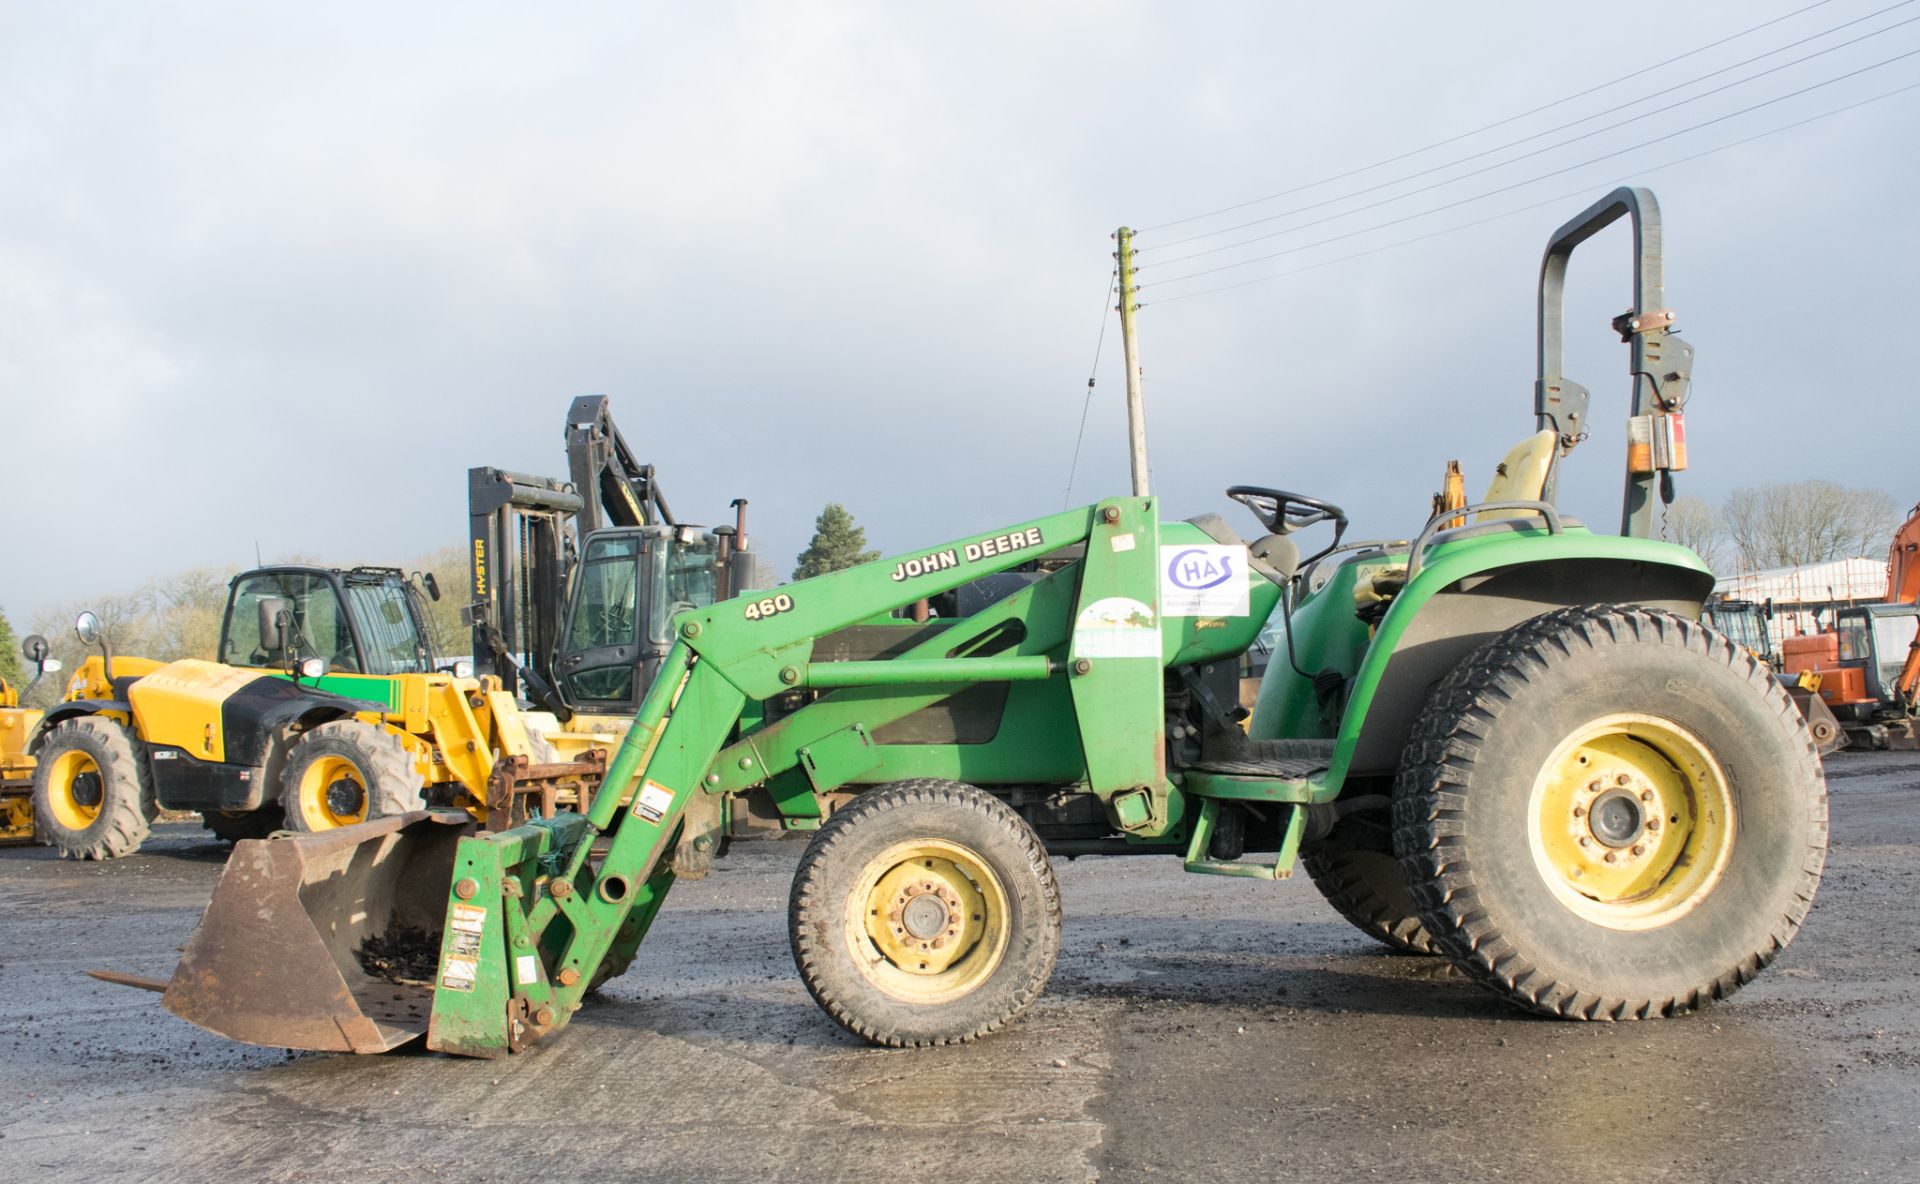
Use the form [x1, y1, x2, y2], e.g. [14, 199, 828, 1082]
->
[1781, 502, 1920, 750]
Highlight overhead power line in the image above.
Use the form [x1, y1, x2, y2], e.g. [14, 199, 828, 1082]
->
[1138, 0, 1845, 235]
[1141, 6, 1920, 263]
[1063, 265, 1119, 507]
[1144, 77, 1920, 307]
[1140, 45, 1920, 291]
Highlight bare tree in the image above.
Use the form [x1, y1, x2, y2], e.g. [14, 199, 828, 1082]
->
[1720, 480, 1902, 571]
[1663, 495, 1722, 571]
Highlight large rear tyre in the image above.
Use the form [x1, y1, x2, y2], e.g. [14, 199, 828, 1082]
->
[1394, 606, 1827, 1019]
[789, 780, 1061, 1047]
[1302, 844, 1439, 955]
[281, 721, 425, 832]
[31, 717, 155, 860]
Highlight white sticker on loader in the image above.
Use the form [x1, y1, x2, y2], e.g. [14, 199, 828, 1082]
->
[515, 954, 539, 986]
[634, 781, 676, 824]
[1160, 545, 1249, 617]
[1071, 597, 1162, 660]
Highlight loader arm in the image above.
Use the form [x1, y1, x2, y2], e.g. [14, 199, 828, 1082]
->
[155, 499, 1212, 1058]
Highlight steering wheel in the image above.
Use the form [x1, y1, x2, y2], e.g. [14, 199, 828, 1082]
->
[1226, 486, 1349, 535]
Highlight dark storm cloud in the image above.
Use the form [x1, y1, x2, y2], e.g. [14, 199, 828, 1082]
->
[3, 1, 1914, 620]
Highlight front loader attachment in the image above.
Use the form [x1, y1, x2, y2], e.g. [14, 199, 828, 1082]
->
[158, 811, 472, 1053]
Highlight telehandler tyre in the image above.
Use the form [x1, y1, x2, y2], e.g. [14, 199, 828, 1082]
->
[1394, 605, 1827, 1020]
[789, 779, 1061, 1047]
[281, 720, 425, 832]
[1302, 845, 1439, 955]
[31, 717, 156, 860]
[202, 807, 284, 843]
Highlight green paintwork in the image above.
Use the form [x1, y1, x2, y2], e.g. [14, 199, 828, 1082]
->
[413, 498, 1713, 1057]
[1066, 499, 1169, 826]
[1252, 524, 1712, 794]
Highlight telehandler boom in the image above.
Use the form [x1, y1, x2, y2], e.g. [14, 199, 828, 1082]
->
[115, 187, 1828, 1057]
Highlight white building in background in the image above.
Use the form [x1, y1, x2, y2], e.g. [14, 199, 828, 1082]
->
[1712, 557, 1890, 640]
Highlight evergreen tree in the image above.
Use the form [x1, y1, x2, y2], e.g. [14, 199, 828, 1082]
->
[0, 607, 21, 687]
[793, 503, 880, 580]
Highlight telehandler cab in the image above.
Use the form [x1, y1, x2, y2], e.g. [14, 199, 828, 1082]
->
[114, 188, 1826, 1056]
[31, 398, 756, 860]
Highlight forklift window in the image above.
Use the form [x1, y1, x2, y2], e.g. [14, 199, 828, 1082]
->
[224, 572, 359, 673]
[569, 536, 641, 652]
[650, 537, 719, 644]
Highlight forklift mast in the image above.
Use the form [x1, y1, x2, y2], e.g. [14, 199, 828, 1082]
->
[468, 398, 754, 720]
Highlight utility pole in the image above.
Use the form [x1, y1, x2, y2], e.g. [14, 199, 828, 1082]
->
[1114, 226, 1149, 498]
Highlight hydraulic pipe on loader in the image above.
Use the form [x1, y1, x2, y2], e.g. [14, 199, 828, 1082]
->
[143, 502, 1176, 1057]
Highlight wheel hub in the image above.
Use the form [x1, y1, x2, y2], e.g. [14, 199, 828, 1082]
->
[70, 772, 103, 810]
[1529, 715, 1737, 931]
[891, 879, 963, 951]
[1587, 786, 1645, 848]
[324, 776, 366, 819]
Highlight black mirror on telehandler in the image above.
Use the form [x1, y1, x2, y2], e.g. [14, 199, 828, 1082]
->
[257, 598, 292, 654]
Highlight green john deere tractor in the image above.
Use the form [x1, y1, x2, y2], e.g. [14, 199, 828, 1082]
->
[110, 187, 1826, 1056]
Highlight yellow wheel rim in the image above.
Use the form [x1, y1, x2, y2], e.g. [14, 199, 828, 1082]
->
[1528, 712, 1735, 930]
[846, 838, 1009, 1004]
[296, 755, 369, 829]
[45, 750, 105, 830]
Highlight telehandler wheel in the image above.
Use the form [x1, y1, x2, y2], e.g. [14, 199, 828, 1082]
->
[201, 807, 284, 844]
[1302, 845, 1439, 955]
[281, 721, 425, 832]
[31, 717, 156, 860]
[1394, 605, 1828, 1020]
[789, 780, 1061, 1047]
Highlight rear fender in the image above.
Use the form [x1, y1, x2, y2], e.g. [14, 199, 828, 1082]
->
[1323, 532, 1712, 787]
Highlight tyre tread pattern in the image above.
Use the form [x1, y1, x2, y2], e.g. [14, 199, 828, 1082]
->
[1392, 604, 1828, 1020]
[282, 720, 426, 830]
[32, 717, 155, 860]
[789, 779, 1061, 1048]
[1301, 845, 1440, 955]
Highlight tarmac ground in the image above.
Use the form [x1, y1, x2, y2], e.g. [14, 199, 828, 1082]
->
[2, 750, 1916, 1183]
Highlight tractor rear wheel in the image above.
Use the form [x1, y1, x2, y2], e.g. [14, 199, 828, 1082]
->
[281, 721, 425, 832]
[31, 717, 156, 860]
[1302, 844, 1439, 955]
[789, 780, 1060, 1047]
[1394, 605, 1827, 1019]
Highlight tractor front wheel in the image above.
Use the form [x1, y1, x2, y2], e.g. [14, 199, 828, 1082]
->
[31, 717, 156, 860]
[1394, 606, 1827, 1019]
[281, 721, 425, 832]
[789, 780, 1060, 1047]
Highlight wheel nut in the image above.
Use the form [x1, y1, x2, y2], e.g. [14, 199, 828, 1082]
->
[1578, 837, 1591, 848]
[1572, 805, 1586, 818]
[1640, 789, 1654, 803]
[1630, 844, 1645, 856]
[1647, 817, 1662, 832]
[1603, 852, 1617, 864]
[1616, 773, 1631, 787]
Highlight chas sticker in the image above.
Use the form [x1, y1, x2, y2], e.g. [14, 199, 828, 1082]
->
[1160, 545, 1249, 617]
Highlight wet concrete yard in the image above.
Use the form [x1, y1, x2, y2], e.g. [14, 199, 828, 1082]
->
[3, 751, 1916, 1183]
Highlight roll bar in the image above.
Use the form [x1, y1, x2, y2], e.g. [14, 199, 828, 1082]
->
[1534, 186, 1694, 538]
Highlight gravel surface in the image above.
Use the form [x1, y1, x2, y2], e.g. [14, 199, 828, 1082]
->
[2, 750, 1915, 1183]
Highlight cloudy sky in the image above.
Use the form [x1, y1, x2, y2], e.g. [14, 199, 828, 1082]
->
[3, 1, 1915, 625]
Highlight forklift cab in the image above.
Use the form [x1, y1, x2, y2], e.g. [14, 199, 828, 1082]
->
[553, 526, 724, 711]
[220, 566, 439, 677]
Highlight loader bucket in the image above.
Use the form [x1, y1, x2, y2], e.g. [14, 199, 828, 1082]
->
[160, 810, 473, 1054]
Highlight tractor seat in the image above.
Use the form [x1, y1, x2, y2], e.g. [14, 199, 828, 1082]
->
[1478, 430, 1556, 519]
[1186, 514, 1298, 584]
